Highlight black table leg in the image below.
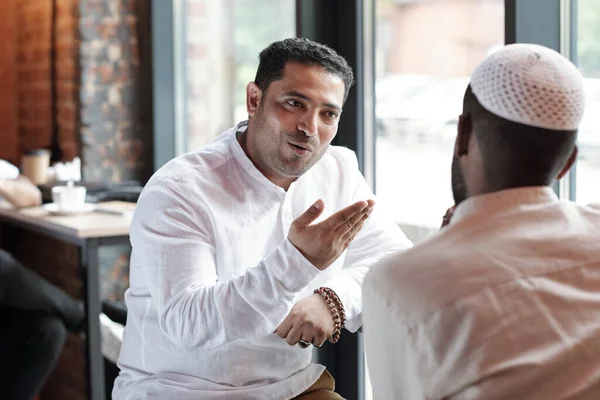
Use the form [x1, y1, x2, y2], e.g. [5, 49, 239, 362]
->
[82, 238, 106, 400]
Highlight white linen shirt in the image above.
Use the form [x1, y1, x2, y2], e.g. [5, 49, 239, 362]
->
[363, 187, 600, 400]
[114, 121, 411, 400]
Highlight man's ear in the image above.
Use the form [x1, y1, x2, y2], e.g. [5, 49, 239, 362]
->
[455, 113, 472, 158]
[556, 145, 578, 180]
[246, 82, 262, 117]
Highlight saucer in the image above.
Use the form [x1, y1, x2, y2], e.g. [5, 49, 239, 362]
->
[43, 203, 96, 216]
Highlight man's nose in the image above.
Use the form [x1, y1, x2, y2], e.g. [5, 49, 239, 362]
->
[298, 112, 318, 137]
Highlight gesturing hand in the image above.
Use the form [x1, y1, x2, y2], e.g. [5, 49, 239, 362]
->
[276, 293, 335, 348]
[288, 199, 375, 270]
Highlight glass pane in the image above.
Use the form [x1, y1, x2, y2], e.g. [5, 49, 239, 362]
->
[374, 0, 504, 244]
[576, 0, 600, 204]
[367, 1, 503, 397]
[184, 0, 296, 153]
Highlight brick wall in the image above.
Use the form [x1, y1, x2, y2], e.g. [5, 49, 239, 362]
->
[1, 0, 79, 165]
[80, 0, 153, 183]
[0, 0, 19, 165]
[56, 0, 81, 161]
[0, 0, 152, 181]
[15, 0, 54, 156]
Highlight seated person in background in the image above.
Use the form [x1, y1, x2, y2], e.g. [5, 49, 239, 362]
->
[0, 158, 85, 400]
[0, 159, 42, 208]
[363, 43, 600, 400]
[114, 38, 411, 400]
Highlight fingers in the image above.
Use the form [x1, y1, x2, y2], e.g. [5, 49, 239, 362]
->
[325, 200, 371, 230]
[276, 317, 293, 340]
[337, 200, 375, 236]
[342, 211, 371, 245]
[312, 330, 327, 348]
[331, 200, 368, 229]
[336, 208, 367, 236]
[292, 199, 325, 229]
[298, 333, 315, 348]
[286, 330, 323, 348]
[285, 325, 304, 346]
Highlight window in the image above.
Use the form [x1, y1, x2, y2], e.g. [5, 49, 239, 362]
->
[575, 0, 600, 204]
[183, 0, 296, 153]
[374, 0, 504, 243]
[368, 1, 503, 396]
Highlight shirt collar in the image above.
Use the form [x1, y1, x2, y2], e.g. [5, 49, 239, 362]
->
[450, 186, 559, 225]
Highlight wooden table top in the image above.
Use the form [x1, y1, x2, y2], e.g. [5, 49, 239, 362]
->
[0, 201, 135, 239]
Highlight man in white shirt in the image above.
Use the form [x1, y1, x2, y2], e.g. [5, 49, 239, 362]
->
[114, 38, 411, 400]
[363, 44, 600, 400]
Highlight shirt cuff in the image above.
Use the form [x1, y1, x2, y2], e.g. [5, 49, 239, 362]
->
[264, 239, 321, 293]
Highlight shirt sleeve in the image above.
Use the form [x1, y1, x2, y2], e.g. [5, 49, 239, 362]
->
[363, 274, 425, 400]
[130, 177, 321, 350]
[322, 152, 412, 332]
[0, 160, 19, 181]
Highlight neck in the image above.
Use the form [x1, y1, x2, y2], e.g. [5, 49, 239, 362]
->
[469, 176, 553, 199]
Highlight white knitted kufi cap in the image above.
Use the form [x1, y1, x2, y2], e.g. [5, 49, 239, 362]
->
[470, 43, 585, 131]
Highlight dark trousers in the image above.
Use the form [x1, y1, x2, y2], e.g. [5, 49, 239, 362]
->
[0, 249, 84, 400]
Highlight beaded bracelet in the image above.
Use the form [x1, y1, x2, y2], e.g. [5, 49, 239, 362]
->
[314, 287, 346, 344]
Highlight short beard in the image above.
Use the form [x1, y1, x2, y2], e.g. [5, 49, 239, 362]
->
[251, 106, 323, 178]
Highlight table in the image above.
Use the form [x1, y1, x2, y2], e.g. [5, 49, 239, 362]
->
[0, 201, 135, 400]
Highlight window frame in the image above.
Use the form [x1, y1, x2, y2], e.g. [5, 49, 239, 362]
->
[297, 2, 373, 398]
[151, 0, 187, 170]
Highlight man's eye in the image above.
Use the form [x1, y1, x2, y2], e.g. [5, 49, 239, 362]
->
[325, 111, 338, 119]
[286, 100, 302, 108]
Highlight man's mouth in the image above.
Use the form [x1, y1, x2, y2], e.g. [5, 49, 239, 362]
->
[288, 142, 312, 156]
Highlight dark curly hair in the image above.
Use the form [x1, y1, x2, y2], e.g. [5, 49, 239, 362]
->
[254, 37, 355, 103]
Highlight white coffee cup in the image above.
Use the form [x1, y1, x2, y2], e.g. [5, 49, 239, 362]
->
[51, 181, 87, 212]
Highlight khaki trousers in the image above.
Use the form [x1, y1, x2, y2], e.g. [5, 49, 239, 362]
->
[293, 371, 345, 399]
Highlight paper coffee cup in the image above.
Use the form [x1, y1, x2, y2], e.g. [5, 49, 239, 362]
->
[21, 149, 50, 185]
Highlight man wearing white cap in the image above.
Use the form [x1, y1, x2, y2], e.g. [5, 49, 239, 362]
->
[363, 43, 600, 399]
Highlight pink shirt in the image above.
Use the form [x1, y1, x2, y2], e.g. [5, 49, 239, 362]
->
[364, 187, 600, 400]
